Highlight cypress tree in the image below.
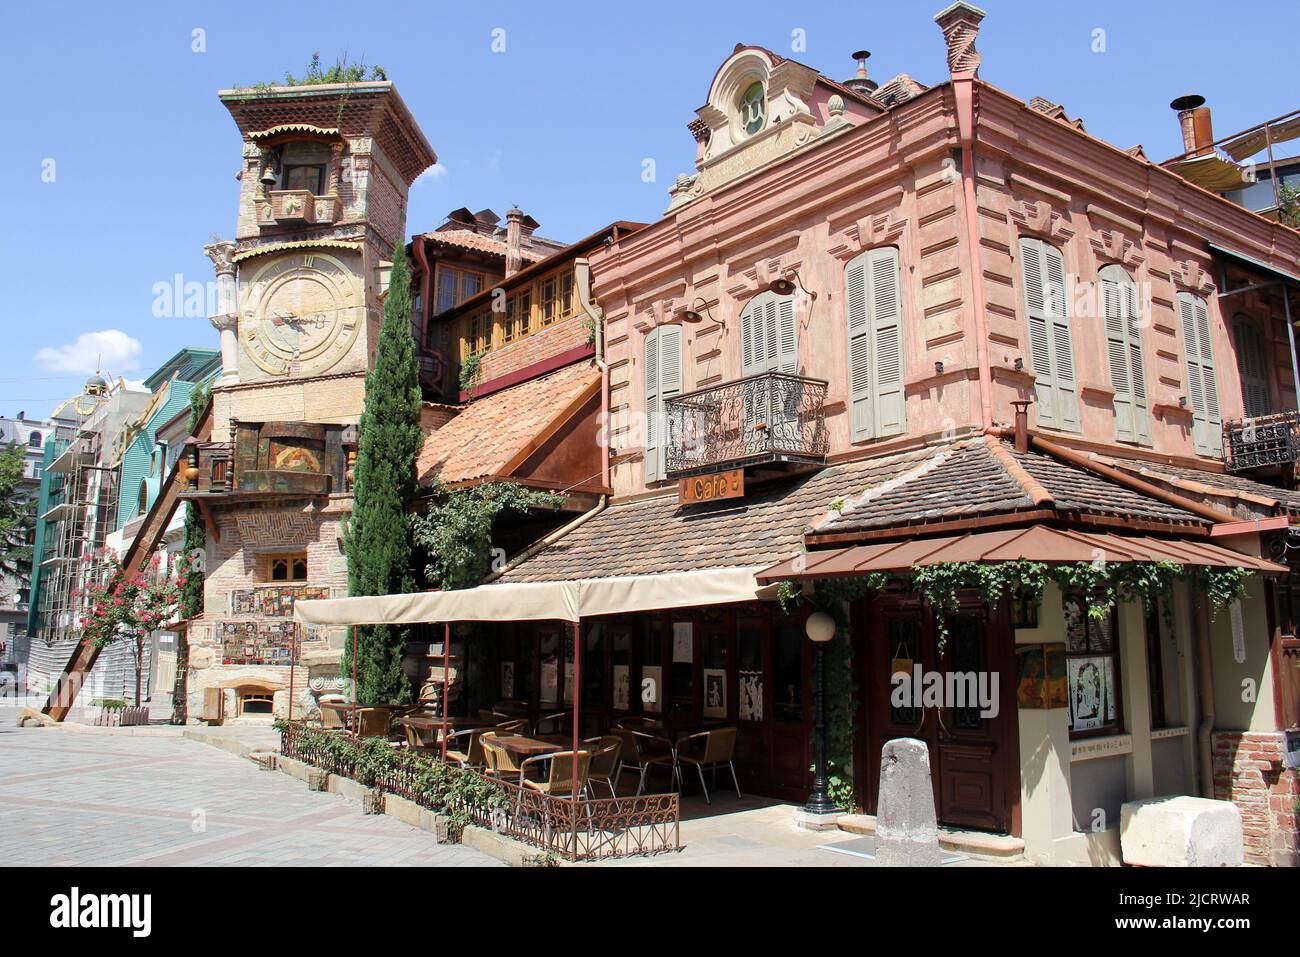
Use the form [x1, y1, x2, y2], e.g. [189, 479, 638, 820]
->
[342, 245, 423, 704]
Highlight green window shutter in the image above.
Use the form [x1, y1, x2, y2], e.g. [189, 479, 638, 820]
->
[1020, 238, 1079, 432]
[741, 291, 796, 376]
[776, 294, 797, 373]
[1179, 292, 1222, 456]
[644, 329, 660, 481]
[845, 254, 873, 440]
[1101, 264, 1150, 445]
[869, 246, 905, 438]
[644, 325, 682, 483]
[1233, 317, 1271, 418]
[846, 246, 906, 441]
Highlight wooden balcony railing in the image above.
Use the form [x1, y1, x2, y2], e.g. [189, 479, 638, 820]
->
[1223, 410, 1300, 473]
[664, 371, 829, 478]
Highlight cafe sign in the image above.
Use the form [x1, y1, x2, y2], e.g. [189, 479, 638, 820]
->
[679, 468, 744, 504]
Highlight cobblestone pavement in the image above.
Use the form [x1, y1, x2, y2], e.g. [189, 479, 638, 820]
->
[0, 720, 502, 867]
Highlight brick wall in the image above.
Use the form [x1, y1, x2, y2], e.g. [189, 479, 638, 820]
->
[1212, 730, 1299, 866]
[478, 315, 590, 387]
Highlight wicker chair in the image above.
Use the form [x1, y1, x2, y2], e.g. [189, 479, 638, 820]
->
[355, 707, 392, 740]
[673, 727, 741, 805]
[399, 719, 438, 754]
[611, 728, 673, 796]
[445, 727, 490, 768]
[584, 736, 624, 797]
[480, 732, 526, 785]
[319, 702, 349, 731]
[521, 750, 591, 798]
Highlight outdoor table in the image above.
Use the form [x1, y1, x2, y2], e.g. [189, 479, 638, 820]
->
[488, 738, 590, 759]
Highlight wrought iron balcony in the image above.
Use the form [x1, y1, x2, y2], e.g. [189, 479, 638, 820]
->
[1223, 410, 1300, 473]
[664, 371, 829, 478]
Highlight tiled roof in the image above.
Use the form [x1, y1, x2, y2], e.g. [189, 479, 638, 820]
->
[1099, 455, 1300, 516]
[1005, 445, 1209, 525]
[497, 444, 940, 583]
[417, 361, 598, 486]
[498, 436, 1214, 584]
[423, 229, 547, 263]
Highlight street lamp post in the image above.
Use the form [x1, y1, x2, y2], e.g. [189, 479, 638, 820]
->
[804, 610, 838, 816]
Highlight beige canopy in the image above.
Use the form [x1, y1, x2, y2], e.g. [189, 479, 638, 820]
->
[292, 566, 778, 626]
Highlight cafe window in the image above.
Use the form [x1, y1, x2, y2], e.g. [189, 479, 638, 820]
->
[1064, 593, 1122, 737]
[1144, 600, 1167, 730]
[610, 623, 633, 711]
[772, 620, 803, 724]
[737, 609, 764, 722]
[669, 611, 694, 717]
[639, 619, 663, 714]
[268, 553, 308, 583]
[582, 623, 606, 707]
[702, 608, 729, 720]
[283, 164, 325, 194]
[435, 266, 485, 315]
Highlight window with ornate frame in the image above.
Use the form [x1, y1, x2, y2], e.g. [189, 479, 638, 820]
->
[267, 553, 308, 583]
[1064, 592, 1123, 738]
[739, 81, 765, 136]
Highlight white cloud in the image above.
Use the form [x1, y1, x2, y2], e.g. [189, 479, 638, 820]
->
[35, 329, 143, 376]
[414, 162, 448, 186]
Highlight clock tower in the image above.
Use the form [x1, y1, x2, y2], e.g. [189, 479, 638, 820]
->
[180, 80, 435, 722]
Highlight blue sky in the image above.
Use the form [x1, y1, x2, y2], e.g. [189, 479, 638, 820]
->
[0, 0, 1294, 420]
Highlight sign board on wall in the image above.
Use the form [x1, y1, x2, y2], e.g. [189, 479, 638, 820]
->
[679, 469, 744, 504]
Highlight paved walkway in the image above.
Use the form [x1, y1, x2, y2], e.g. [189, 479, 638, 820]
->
[0, 719, 501, 867]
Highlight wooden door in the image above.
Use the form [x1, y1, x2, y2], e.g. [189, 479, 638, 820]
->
[860, 594, 1019, 834]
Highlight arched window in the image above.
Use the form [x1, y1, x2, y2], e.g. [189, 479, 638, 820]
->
[1232, 315, 1271, 418]
[739, 82, 765, 137]
[1019, 237, 1079, 432]
[1177, 292, 1221, 456]
[27, 431, 42, 449]
[845, 246, 905, 441]
[137, 481, 149, 516]
[1099, 264, 1150, 444]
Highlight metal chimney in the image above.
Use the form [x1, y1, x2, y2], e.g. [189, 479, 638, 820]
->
[1170, 94, 1213, 157]
[843, 51, 879, 95]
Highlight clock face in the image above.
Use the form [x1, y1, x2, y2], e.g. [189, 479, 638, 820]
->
[240, 251, 362, 377]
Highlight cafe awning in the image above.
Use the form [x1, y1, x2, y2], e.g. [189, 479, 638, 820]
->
[293, 565, 777, 626]
[755, 525, 1287, 583]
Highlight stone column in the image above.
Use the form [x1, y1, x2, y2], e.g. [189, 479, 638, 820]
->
[204, 240, 239, 385]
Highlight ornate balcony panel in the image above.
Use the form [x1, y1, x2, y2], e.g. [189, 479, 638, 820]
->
[1223, 410, 1300, 473]
[664, 371, 829, 478]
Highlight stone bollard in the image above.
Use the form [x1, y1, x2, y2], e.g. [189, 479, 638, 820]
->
[1120, 796, 1243, 866]
[875, 737, 942, 867]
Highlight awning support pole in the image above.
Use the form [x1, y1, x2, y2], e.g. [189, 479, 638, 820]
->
[350, 625, 359, 733]
[288, 622, 296, 723]
[441, 622, 450, 761]
[571, 619, 581, 828]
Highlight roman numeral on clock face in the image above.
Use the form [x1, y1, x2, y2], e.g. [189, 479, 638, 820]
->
[302, 254, 315, 268]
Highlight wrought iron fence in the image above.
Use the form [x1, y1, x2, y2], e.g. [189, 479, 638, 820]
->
[279, 724, 681, 862]
[664, 371, 828, 477]
[1223, 410, 1300, 472]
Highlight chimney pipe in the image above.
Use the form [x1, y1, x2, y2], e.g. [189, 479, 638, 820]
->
[1011, 399, 1031, 453]
[1170, 94, 1213, 157]
[504, 206, 524, 278]
[843, 50, 879, 95]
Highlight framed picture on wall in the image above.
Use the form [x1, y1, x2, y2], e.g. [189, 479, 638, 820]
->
[1068, 655, 1116, 733]
[739, 670, 763, 721]
[703, 668, 726, 718]
[641, 665, 662, 713]
[612, 664, 630, 710]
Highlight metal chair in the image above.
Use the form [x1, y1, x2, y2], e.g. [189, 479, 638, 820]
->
[444, 727, 490, 769]
[532, 711, 571, 735]
[584, 736, 624, 797]
[612, 728, 674, 796]
[673, 727, 741, 805]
